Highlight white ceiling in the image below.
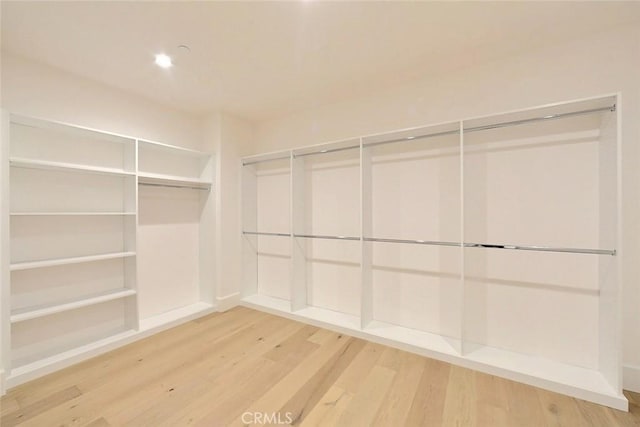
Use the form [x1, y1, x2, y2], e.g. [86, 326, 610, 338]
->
[2, 1, 639, 122]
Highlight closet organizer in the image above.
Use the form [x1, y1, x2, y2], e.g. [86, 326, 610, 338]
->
[0, 113, 216, 392]
[241, 94, 625, 410]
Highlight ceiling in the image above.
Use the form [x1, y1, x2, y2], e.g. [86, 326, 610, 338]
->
[2, 1, 639, 122]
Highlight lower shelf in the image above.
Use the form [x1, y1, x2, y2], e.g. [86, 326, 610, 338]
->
[240, 294, 628, 411]
[11, 289, 136, 323]
[5, 301, 216, 390]
[9, 329, 138, 383]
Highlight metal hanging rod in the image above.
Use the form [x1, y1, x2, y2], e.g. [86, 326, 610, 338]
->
[293, 145, 360, 159]
[364, 237, 460, 247]
[293, 233, 360, 241]
[242, 155, 290, 166]
[241, 231, 615, 256]
[463, 105, 615, 134]
[138, 182, 210, 191]
[243, 231, 291, 237]
[364, 129, 460, 149]
[465, 242, 616, 256]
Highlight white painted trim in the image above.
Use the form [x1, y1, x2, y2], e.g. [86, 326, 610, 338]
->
[216, 292, 241, 312]
[624, 364, 640, 393]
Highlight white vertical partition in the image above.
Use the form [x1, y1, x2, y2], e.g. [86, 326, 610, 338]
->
[597, 98, 622, 392]
[360, 138, 373, 328]
[291, 154, 307, 311]
[1, 111, 11, 379]
[241, 163, 258, 298]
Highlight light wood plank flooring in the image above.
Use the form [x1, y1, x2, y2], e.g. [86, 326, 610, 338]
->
[1, 306, 639, 426]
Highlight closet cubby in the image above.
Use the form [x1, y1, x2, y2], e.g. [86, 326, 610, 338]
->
[240, 94, 626, 410]
[138, 140, 212, 189]
[9, 116, 135, 175]
[242, 155, 291, 307]
[136, 140, 215, 325]
[293, 140, 361, 324]
[1, 113, 216, 390]
[362, 122, 463, 354]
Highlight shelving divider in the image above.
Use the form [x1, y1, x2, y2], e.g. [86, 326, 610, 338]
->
[291, 153, 307, 312]
[458, 120, 466, 357]
[1, 111, 11, 381]
[360, 138, 373, 328]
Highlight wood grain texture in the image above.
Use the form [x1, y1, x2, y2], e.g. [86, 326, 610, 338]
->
[1, 306, 639, 426]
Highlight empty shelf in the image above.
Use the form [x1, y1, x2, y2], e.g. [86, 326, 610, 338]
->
[10, 212, 136, 216]
[10, 157, 135, 177]
[10, 252, 136, 271]
[138, 172, 212, 190]
[11, 289, 136, 323]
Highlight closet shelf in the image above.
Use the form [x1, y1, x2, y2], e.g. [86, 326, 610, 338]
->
[138, 140, 212, 157]
[10, 157, 135, 177]
[11, 289, 136, 323]
[138, 172, 211, 190]
[10, 212, 136, 216]
[10, 251, 136, 271]
[9, 329, 138, 377]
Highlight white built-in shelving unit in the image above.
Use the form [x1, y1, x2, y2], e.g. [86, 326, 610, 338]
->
[241, 94, 626, 410]
[0, 113, 216, 391]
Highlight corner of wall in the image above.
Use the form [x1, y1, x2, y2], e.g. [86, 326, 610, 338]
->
[624, 364, 640, 393]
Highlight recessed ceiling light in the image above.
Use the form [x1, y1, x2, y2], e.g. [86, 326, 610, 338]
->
[154, 53, 173, 69]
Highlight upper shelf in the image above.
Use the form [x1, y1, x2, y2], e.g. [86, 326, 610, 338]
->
[10, 251, 136, 271]
[138, 172, 212, 190]
[138, 139, 212, 158]
[10, 158, 135, 177]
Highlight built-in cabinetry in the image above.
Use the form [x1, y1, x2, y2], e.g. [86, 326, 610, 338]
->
[0, 113, 215, 390]
[241, 94, 625, 410]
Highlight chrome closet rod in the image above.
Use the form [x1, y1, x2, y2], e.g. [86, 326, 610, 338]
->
[364, 129, 460, 149]
[463, 105, 615, 133]
[242, 155, 290, 166]
[293, 233, 360, 241]
[293, 145, 360, 158]
[243, 231, 291, 237]
[364, 237, 460, 247]
[465, 242, 616, 256]
[138, 182, 210, 191]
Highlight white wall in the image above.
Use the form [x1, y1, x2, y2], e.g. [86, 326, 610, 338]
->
[204, 112, 255, 308]
[252, 24, 640, 390]
[1, 53, 204, 150]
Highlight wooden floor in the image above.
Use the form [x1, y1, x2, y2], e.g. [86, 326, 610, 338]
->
[1, 307, 639, 426]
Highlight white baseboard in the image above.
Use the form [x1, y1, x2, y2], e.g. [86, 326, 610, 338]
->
[216, 292, 241, 312]
[624, 364, 640, 393]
